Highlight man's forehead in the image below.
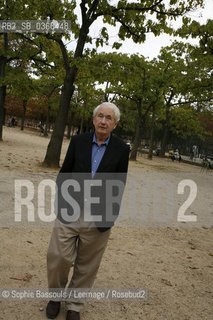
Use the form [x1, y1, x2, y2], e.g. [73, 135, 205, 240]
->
[97, 106, 115, 116]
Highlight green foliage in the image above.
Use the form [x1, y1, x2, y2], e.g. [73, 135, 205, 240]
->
[7, 66, 35, 101]
[1, 0, 210, 148]
[170, 106, 207, 139]
[83, 35, 212, 141]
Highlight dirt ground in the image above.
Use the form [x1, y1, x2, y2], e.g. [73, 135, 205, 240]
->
[0, 126, 212, 320]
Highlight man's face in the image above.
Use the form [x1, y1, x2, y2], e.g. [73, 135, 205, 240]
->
[93, 105, 118, 138]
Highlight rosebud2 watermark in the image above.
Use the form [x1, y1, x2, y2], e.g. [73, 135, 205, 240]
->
[0, 288, 148, 301]
[0, 172, 211, 228]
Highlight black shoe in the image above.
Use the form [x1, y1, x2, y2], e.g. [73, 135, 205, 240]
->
[66, 310, 80, 320]
[46, 300, 61, 319]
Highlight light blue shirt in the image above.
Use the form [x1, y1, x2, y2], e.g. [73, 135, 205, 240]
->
[91, 133, 110, 177]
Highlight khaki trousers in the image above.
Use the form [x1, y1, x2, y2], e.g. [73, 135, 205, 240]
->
[47, 218, 111, 312]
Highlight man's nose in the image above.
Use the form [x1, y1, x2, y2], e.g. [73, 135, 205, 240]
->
[100, 116, 106, 123]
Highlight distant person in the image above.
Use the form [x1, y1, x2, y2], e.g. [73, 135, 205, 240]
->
[11, 117, 16, 127]
[201, 156, 211, 171]
[174, 149, 179, 160]
[155, 147, 160, 156]
[7, 118, 12, 127]
[169, 149, 175, 161]
[38, 121, 44, 135]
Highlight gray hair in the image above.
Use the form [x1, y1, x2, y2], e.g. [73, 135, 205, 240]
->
[93, 102, 120, 122]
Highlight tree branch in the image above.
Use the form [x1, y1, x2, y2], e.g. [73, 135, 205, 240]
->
[170, 98, 213, 107]
[46, 34, 70, 73]
[111, 14, 141, 41]
[92, 0, 187, 22]
[87, 0, 100, 21]
[80, 0, 87, 24]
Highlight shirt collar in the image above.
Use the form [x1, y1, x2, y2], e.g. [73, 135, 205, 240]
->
[92, 132, 111, 146]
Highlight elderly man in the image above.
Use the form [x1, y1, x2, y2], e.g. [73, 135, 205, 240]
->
[46, 102, 129, 320]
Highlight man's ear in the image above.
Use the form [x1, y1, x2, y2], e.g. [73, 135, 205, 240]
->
[113, 121, 119, 129]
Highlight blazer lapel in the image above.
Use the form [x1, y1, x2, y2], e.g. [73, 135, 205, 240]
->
[83, 133, 93, 172]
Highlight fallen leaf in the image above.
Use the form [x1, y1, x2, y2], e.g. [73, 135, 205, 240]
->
[126, 252, 134, 256]
[161, 279, 173, 286]
[10, 273, 33, 282]
[10, 275, 23, 281]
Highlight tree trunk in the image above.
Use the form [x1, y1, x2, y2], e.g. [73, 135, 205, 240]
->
[160, 104, 170, 155]
[66, 121, 72, 139]
[0, 85, 6, 141]
[148, 104, 156, 159]
[130, 119, 143, 160]
[130, 99, 143, 161]
[0, 34, 8, 141]
[161, 90, 174, 156]
[44, 102, 50, 137]
[43, 22, 90, 167]
[79, 113, 84, 134]
[43, 74, 75, 167]
[21, 100, 27, 130]
[67, 111, 74, 139]
[85, 119, 90, 132]
[80, 101, 86, 134]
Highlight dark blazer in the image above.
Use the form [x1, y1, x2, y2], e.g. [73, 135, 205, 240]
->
[56, 132, 130, 231]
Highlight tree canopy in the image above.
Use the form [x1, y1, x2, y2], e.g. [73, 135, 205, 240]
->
[1, 0, 212, 162]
